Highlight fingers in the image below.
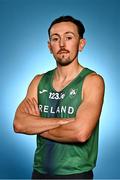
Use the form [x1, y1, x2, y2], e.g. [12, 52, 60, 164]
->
[20, 103, 28, 113]
[25, 98, 34, 114]
[24, 98, 39, 116]
[32, 98, 40, 115]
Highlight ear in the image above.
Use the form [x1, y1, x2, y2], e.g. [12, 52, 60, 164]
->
[79, 38, 86, 52]
[48, 41, 53, 54]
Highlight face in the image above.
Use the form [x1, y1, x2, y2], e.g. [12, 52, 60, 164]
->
[48, 22, 86, 66]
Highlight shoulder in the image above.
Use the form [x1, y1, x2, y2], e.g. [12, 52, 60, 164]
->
[26, 74, 44, 99]
[29, 68, 55, 87]
[26, 69, 55, 98]
[85, 73, 105, 87]
[82, 72, 105, 98]
[29, 74, 44, 87]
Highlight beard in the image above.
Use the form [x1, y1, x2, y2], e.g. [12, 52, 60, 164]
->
[56, 55, 73, 66]
[55, 51, 78, 66]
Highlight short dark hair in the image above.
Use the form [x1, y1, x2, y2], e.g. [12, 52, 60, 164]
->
[48, 15, 85, 39]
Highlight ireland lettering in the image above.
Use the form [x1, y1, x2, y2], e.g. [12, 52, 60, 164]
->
[39, 104, 74, 115]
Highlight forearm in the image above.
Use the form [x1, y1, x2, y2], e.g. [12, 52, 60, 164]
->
[14, 113, 70, 135]
[40, 120, 80, 143]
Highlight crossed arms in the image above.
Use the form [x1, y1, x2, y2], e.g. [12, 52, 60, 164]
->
[13, 73, 105, 143]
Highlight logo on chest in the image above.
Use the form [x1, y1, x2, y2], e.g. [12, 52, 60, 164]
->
[39, 89, 48, 94]
[69, 88, 78, 98]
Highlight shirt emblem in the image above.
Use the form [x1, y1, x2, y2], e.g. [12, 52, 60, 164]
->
[39, 89, 48, 94]
[69, 88, 78, 98]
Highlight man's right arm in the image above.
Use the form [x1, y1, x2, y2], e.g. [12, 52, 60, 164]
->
[13, 75, 70, 135]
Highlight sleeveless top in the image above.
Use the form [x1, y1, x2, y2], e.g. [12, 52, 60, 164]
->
[33, 67, 99, 175]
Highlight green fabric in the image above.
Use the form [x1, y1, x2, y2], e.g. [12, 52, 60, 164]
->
[33, 67, 99, 175]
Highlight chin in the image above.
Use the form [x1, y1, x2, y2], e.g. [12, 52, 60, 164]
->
[57, 60, 72, 66]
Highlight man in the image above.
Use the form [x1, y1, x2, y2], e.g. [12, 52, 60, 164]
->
[13, 16, 105, 179]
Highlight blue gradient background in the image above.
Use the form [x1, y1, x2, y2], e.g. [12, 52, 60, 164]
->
[0, 0, 119, 179]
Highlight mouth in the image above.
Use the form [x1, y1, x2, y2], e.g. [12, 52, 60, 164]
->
[57, 50, 69, 54]
[59, 51, 68, 54]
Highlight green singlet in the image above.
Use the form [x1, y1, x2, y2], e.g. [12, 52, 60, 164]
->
[33, 67, 99, 175]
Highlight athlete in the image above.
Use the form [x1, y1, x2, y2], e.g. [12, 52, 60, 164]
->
[13, 16, 105, 179]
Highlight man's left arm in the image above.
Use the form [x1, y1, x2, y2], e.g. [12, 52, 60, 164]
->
[40, 74, 105, 143]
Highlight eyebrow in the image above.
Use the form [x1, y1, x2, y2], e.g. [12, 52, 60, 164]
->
[50, 31, 76, 38]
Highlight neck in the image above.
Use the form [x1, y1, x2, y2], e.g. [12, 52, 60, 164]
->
[55, 60, 84, 81]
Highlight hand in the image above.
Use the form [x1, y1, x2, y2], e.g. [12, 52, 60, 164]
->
[23, 98, 40, 116]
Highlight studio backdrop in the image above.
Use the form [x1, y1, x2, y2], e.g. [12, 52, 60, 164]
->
[0, 0, 119, 179]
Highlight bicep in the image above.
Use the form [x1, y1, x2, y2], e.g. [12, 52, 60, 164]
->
[26, 74, 42, 101]
[15, 75, 42, 116]
[75, 74, 105, 138]
[14, 99, 28, 120]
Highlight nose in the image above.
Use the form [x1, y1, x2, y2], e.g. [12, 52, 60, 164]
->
[59, 37, 65, 47]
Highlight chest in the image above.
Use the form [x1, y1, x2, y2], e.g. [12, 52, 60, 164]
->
[38, 80, 83, 118]
[52, 78, 74, 92]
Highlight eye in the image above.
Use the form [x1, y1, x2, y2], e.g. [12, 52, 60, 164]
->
[52, 38, 59, 42]
[65, 36, 73, 40]
[51, 36, 60, 42]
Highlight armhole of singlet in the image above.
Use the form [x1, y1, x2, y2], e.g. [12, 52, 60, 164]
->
[81, 71, 97, 101]
[37, 69, 55, 94]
